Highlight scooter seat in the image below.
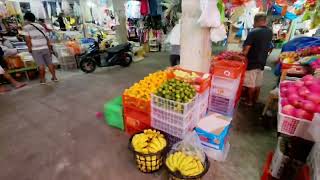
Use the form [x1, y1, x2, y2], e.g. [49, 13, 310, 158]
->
[107, 43, 129, 53]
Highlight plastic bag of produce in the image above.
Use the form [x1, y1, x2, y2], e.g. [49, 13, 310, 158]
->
[165, 131, 206, 177]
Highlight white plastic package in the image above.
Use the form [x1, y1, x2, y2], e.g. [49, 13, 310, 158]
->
[198, 0, 221, 28]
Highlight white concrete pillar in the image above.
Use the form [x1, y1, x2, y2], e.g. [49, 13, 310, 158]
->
[180, 0, 211, 73]
[112, 0, 128, 43]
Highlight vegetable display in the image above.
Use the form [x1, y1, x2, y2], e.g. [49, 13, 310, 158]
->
[280, 75, 320, 120]
[131, 129, 167, 154]
[166, 151, 204, 177]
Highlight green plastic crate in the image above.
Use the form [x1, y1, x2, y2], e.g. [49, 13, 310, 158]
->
[104, 96, 124, 130]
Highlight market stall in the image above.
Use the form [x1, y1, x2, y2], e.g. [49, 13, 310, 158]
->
[103, 50, 248, 179]
[261, 38, 320, 180]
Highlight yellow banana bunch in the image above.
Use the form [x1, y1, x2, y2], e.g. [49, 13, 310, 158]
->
[165, 151, 204, 177]
[131, 129, 167, 154]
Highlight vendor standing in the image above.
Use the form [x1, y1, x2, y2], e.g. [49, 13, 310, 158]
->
[242, 13, 273, 106]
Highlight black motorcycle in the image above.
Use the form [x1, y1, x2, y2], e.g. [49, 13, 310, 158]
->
[79, 41, 133, 73]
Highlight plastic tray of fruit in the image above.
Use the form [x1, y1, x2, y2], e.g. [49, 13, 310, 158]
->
[166, 67, 211, 93]
[278, 79, 320, 141]
[277, 97, 316, 140]
[151, 94, 198, 114]
[281, 62, 305, 71]
[123, 70, 168, 113]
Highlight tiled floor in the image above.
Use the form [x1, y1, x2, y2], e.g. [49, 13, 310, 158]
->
[0, 51, 279, 180]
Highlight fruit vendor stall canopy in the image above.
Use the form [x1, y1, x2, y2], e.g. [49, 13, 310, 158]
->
[281, 36, 320, 52]
[271, 0, 316, 20]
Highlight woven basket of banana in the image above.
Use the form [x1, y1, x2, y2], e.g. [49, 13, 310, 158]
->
[129, 129, 169, 173]
[165, 151, 210, 180]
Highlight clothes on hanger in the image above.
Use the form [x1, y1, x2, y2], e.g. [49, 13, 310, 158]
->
[149, 0, 158, 16]
[141, 0, 149, 16]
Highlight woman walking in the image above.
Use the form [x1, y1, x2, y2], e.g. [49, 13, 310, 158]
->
[23, 12, 58, 84]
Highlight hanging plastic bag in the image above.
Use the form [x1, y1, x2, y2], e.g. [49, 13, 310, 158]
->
[210, 25, 227, 43]
[169, 131, 206, 163]
[168, 23, 181, 45]
[198, 0, 221, 28]
[165, 131, 208, 178]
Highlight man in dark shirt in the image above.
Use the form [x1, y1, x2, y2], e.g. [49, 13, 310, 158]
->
[242, 13, 273, 106]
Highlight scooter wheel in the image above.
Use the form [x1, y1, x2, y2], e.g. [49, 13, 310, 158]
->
[80, 58, 97, 73]
[120, 53, 133, 67]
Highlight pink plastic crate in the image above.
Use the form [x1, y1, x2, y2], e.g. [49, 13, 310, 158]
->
[208, 95, 235, 117]
[277, 96, 317, 141]
[198, 88, 210, 119]
[151, 94, 199, 138]
[152, 116, 197, 138]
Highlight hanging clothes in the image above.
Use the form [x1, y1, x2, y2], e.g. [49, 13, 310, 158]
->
[149, 0, 158, 16]
[46, 2, 51, 18]
[62, 0, 71, 15]
[73, 2, 81, 17]
[5, 1, 17, 16]
[126, 0, 141, 19]
[30, 0, 46, 19]
[156, 0, 163, 17]
[0, 2, 7, 18]
[141, 0, 149, 16]
[56, 1, 62, 15]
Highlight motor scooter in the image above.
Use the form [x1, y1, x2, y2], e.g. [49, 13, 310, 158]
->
[79, 40, 133, 73]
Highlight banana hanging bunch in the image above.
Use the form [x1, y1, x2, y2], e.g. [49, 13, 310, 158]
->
[132, 129, 167, 154]
[166, 152, 204, 177]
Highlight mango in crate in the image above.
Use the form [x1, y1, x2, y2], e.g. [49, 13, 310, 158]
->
[166, 151, 204, 177]
[124, 71, 167, 101]
[131, 129, 167, 154]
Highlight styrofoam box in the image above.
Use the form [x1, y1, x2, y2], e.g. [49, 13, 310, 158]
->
[211, 76, 240, 98]
[202, 141, 230, 162]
